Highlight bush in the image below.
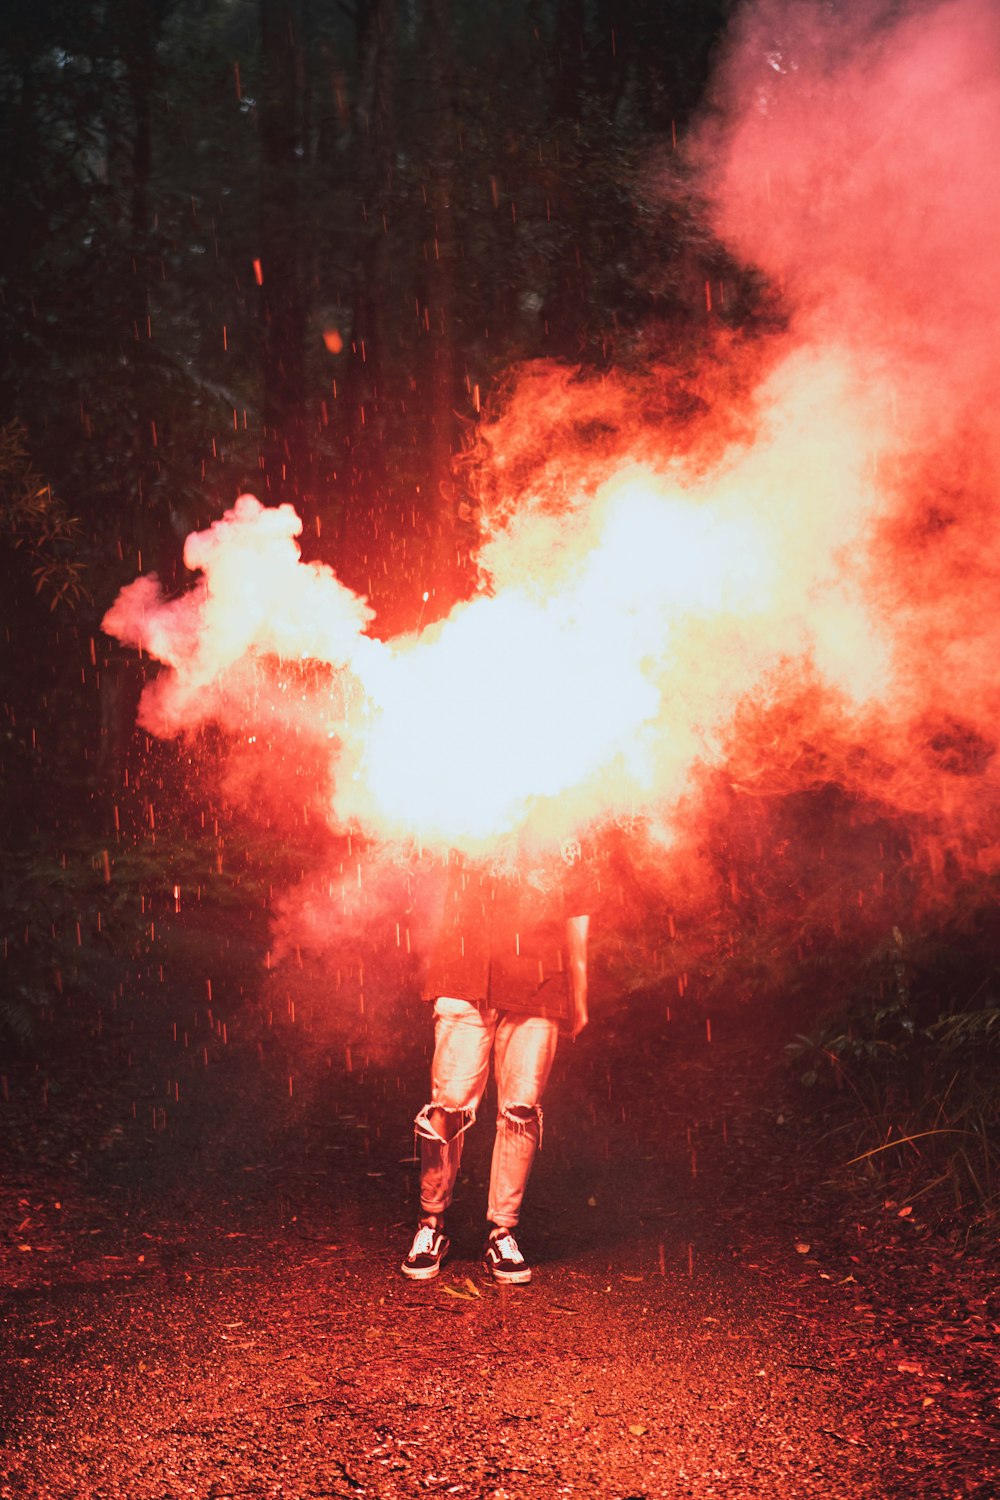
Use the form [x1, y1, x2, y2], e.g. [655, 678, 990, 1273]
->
[786, 910, 1000, 1225]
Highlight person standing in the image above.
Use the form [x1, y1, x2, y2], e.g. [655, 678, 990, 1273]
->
[401, 841, 591, 1284]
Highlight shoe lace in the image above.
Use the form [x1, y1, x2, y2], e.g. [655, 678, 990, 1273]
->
[410, 1224, 438, 1257]
[491, 1231, 523, 1263]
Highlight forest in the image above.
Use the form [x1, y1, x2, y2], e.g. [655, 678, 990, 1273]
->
[2, 0, 998, 1236]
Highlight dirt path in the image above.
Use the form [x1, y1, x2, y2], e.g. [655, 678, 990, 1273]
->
[1, 951, 996, 1498]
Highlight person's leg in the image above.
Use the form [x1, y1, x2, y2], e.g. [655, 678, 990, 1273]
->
[487, 1012, 559, 1231]
[414, 997, 494, 1221]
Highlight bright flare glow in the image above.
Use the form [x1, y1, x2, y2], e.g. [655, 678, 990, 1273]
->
[101, 0, 1000, 924]
[102, 363, 895, 856]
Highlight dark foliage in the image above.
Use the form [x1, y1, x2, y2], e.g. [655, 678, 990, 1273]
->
[0, 2, 994, 1229]
[785, 883, 1000, 1226]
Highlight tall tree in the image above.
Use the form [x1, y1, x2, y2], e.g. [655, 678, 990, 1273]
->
[419, 0, 460, 589]
[258, 0, 308, 503]
[343, 0, 398, 505]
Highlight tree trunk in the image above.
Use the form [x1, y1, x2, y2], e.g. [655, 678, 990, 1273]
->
[259, 0, 308, 504]
[343, 0, 397, 507]
[419, 0, 459, 599]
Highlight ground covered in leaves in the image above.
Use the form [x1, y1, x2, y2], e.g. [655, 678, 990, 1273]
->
[0, 919, 997, 1499]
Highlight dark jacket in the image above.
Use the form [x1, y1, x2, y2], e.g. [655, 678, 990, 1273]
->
[417, 840, 596, 1021]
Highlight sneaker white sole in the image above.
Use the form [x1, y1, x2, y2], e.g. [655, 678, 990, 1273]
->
[401, 1260, 443, 1280]
[485, 1262, 532, 1285]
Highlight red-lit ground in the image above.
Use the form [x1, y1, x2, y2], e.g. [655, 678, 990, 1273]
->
[1, 939, 996, 1500]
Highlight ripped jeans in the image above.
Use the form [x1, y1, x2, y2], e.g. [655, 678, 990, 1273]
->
[414, 997, 560, 1228]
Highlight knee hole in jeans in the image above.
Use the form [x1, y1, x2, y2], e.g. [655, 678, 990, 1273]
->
[498, 1103, 543, 1145]
[414, 1103, 476, 1143]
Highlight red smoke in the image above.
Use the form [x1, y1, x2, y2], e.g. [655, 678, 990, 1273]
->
[683, 0, 1000, 872]
[103, 0, 1000, 981]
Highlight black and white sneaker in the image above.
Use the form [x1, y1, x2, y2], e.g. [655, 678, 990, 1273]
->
[484, 1226, 532, 1284]
[401, 1220, 450, 1281]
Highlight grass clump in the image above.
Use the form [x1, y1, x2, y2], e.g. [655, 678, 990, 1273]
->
[786, 899, 1000, 1228]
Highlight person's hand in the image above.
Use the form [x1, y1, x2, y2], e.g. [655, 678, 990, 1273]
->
[565, 913, 589, 1041]
[566, 997, 589, 1040]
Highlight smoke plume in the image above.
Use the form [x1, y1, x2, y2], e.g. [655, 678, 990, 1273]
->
[683, 0, 1000, 848]
[103, 0, 1000, 978]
